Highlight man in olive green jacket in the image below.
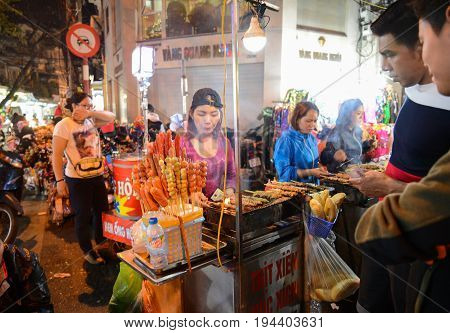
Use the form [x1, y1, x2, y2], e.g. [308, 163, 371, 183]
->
[355, 150, 450, 312]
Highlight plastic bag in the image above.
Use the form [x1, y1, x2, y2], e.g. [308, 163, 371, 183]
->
[108, 262, 143, 313]
[62, 198, 73, 217]
[305, 222, 360, 303]
[48, 187, 74, 224]
[131, 221, 148, 256]
[0, 243, 53, 312]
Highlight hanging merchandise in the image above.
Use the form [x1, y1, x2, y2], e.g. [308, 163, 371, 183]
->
[262, 107, 274, 175]
[284, 89, 310, 111]
[304, 190, 360, 303]
[99, 116, 160, 157]
[240, 123, 264, 189]
[383, 103, 391, 124]
[375, 86, 399, 124]
[363, 123, 392, 161]
[100, 124, 136, 156]
[272, 106, 289, 142]
[129, 117, 145, 151]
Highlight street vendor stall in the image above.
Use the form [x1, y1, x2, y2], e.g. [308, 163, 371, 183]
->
[103, 130, 358, 312]
[105, 131, 311, 312]
[101, 0, 362, 314]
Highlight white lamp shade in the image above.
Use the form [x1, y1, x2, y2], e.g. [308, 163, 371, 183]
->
[243, 35, 267, 53]
[243, 16, 267, 53]
[132, 46, 155, 78]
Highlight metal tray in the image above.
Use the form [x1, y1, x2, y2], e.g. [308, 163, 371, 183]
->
[289, 181, 334, 193]
[117, 233, 228, 285]
[241, 215, 303, 254]
[205, 197, 304, 237]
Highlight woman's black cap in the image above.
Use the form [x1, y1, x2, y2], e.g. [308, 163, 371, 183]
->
[191, 88, 223, 109]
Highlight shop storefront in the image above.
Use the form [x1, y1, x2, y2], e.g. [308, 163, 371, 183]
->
[135, 0, 399, 128]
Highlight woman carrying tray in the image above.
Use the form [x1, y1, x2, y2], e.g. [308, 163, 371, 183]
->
[182, 88, 236, 201]
[274, 101, 329, 183]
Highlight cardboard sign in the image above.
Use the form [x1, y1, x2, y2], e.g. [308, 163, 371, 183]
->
[102, 212, 136, 245]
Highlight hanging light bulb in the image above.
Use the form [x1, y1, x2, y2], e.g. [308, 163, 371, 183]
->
[243, 16, 267, 53]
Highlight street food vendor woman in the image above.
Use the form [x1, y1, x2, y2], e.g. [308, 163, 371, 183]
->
[274, 102, 329, 182]
[182, 88, 236, 199]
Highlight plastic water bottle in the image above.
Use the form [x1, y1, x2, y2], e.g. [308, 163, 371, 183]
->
[145, 217, 168, 269]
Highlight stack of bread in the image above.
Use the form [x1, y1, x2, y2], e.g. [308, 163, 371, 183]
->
[309, 190, 345, 222]
[306, 190, 360, 302]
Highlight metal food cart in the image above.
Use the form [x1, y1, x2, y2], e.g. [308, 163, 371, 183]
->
[117, 198, 307, 312]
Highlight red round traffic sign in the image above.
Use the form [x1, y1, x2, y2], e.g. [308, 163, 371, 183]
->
[66, 23, 100, 58]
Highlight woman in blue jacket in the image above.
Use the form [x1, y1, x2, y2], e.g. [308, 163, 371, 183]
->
[274, 102, 329, 182]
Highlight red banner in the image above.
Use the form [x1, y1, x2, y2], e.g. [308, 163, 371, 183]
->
[102, 212, 136, 245]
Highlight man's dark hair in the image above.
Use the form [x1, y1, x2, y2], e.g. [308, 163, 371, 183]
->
[371, 0, 420, 49]
[411, 0, 449, 34]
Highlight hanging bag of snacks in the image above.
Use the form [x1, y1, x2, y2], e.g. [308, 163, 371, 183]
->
[305, 190, 360, 302]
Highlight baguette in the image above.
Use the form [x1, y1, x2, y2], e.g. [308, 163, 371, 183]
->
[324, 197, 337, 222]
[310, 199, 325, 219]
[311, 192, 322, 203]
[330, 278, 360, 301]
[312, 288, 333, 302]
[320, 189, 329, 207]
[331, 193, 346, 207]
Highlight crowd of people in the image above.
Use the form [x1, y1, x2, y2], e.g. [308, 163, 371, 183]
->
[273, 98, 379, 183]
[356, 0, 449, 313]
[270, 0, 450, 313]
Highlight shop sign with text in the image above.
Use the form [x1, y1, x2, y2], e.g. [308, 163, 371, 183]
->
[102, 212, 135, 245]
[243, 239, 303, 312]
[299, 49, 342, 62]
[151, 34, 264, 69]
